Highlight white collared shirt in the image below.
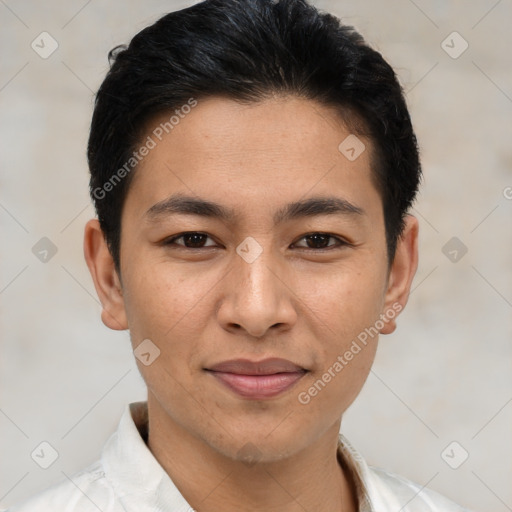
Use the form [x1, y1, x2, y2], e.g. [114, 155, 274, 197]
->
[8, 402, 473, 511]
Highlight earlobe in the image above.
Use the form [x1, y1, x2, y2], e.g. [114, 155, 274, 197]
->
[83, 219, 128, 331]
[379, 214, 419, 335]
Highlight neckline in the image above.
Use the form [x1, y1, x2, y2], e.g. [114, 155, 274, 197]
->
[125, 401, 373, 511]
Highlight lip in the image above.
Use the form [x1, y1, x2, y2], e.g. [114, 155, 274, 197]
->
[205, 358, 307, 399]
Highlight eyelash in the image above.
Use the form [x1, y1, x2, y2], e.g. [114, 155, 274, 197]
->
[163, 232, 351, 251]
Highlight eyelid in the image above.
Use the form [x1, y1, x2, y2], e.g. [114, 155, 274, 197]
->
[292, 233, 350, 249]
[165, 232, 217, 248]
[163, 231, 351, 250]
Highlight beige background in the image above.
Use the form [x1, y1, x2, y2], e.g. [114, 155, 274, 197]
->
[1, 1, 511, 511]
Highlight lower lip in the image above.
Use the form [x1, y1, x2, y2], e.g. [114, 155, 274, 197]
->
[207, 371, 306, 399]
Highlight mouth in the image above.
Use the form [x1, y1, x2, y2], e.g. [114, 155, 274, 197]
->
[204, 358, 308, 400]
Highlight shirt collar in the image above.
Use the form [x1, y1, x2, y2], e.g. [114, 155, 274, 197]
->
[102, 401, 376, 511]
[336, 433, 378, 511]
[101, 402, 193, 511]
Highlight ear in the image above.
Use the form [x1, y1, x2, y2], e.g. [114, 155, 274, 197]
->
[379, 214, 419, 335]
[83, 219, 128, 331]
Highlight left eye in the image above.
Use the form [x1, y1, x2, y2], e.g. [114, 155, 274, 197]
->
[164, 232, 347, 250]
[292, 233, 347, 250]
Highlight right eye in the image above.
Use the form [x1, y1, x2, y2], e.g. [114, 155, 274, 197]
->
[163, 232, 218, 249]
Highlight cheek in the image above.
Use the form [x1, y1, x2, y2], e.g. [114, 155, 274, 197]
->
[296, 343, 378, 423]
[295, 270, 380, 416]
[122, 263, 210, 394]
[294, 263, 385, 338]
[292, 265, 383, 408]
[121, 256, 210, 344]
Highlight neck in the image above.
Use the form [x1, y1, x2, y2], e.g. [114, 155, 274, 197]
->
[146, 395, 357, 512]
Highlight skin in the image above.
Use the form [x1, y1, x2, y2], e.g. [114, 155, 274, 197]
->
[84, 95, 419, 512]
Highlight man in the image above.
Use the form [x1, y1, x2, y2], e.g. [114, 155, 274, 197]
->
[9, 0, 473, 510]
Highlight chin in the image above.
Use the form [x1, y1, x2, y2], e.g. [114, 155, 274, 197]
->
[205, 423, 317, 465]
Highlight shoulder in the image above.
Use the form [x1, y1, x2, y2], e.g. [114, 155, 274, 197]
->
[7, 460, 122, 512]
[366, 465, 473, 512]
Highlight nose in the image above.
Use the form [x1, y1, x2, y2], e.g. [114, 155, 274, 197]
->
[216, 243, 297, 339]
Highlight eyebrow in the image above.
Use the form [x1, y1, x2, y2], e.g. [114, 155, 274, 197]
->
[144, 193, 365, 225]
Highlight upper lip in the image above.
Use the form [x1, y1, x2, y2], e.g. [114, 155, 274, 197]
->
[206, 358, 307, 375]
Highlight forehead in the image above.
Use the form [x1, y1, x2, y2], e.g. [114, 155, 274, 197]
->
[124, 95, 380, 223]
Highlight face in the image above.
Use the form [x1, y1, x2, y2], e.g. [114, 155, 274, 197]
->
[85, 95, 418, 463]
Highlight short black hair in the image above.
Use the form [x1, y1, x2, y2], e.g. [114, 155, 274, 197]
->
[88, 0, 421, 274]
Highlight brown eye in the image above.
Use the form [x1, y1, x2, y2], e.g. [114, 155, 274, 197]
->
[165, 232, 216, 249]
[163, 232, 349, 251]
[293, 233, 348, 250]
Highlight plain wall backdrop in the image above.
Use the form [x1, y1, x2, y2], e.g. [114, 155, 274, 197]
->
[1, 1, 511, 511]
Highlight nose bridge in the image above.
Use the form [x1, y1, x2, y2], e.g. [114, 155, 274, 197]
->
[235, 236, 281, 305]
[220, 235, 296, 337]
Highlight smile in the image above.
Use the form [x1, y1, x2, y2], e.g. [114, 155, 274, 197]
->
[205, 357, 308, 399]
